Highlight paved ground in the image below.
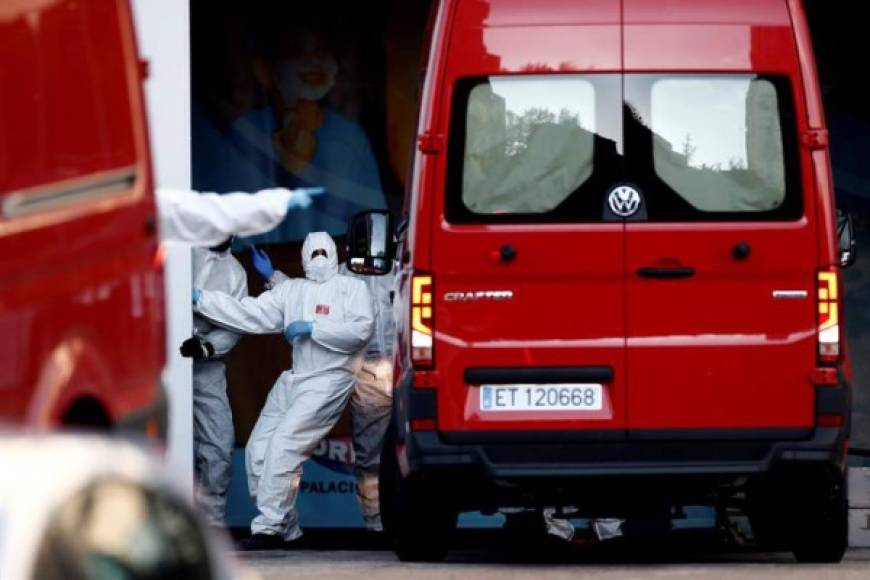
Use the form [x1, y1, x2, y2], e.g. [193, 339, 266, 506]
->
[242, 549, 870, 580]
[237, 534, 870, 580]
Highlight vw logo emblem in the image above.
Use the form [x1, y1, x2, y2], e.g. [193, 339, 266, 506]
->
[608, 185, 642, 218]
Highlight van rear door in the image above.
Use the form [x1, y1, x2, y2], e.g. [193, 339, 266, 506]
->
[433, 73, 625, 437]
[622, 73, 816, 435]
[621, 11, 818, 435]
[430, 0, 626, 436]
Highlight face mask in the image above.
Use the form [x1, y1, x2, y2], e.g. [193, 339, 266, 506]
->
[305, 254, 335, 283]
[275, 56, 338, 104]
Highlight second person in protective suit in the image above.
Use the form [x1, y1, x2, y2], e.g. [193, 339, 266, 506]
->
[193, 232, 374, 549]
[180, 238, 248, 526]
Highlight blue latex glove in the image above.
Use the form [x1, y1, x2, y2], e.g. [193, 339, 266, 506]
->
[287, 187, 325, 210]
[192, 288, 202, 304]
[249, 245, 275, 280]
[283, 320, 313, 342]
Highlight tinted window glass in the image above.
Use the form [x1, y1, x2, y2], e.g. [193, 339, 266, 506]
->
[447, 75, 622, 224]
[652, 78, 785, 212]
[625, 74, 801, 221]
[463, 76, 595, 214]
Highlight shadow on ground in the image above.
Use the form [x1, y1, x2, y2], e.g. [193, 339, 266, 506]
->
[229, 527, 809, 565]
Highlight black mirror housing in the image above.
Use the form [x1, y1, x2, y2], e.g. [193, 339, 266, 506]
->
[837, 210, 856, 268]
[346, 210, 396, 275]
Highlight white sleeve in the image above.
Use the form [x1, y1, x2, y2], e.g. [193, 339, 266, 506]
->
[265, 270, 291, 291]
[156, 187, 293, 246]
[200, 269, 248, 356]
[196, 281, 293, 335]
[311, 281, 374, 354]
[202, 324, 242, 357]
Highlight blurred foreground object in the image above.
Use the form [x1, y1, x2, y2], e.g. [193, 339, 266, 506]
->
[0, 435, 258, 580]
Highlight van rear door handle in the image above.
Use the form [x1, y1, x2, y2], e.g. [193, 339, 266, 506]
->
[636, 266, 695, 279]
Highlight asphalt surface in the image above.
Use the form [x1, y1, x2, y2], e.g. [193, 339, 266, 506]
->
[243, 549, 870, 580]
[237, 532, 870, 580]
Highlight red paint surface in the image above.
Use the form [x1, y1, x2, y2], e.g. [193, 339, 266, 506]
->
[0, 0, 163, 430]
[398, 0, 846, 437]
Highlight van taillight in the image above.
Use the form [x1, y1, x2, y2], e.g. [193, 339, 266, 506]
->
[817, 270, 840, 363]
[411, 274, 433, 368]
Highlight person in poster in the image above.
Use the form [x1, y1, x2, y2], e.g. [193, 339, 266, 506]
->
[213, 27, 386, 244]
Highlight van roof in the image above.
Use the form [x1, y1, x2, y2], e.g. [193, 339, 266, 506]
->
[447, 0, 796, 74]
[466, 0, 790, 28]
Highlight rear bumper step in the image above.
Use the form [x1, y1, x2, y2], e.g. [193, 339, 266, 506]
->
[396, 370, 849, 480]
[404, 426, 844, 479]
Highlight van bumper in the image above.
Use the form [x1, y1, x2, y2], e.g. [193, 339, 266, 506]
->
[403, 425, 846, 479]
[397, 373, 849, 505]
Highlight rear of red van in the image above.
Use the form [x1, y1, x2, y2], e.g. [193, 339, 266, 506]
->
[0, 0, 165, 437]
[382, 0, 850, 563]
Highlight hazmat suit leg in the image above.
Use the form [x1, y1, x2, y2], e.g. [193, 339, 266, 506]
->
[245, 371, 294, 500]
[250, 375, 354, 541]
[192, 360, 234, 525]
[350, 357, 393, 531]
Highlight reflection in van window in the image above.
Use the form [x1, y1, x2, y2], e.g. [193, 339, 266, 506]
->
[462, 76, 595, 214]
[650, 77, 786, 212]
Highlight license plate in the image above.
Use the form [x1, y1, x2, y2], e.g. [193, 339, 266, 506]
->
[479, 384, 603, 412]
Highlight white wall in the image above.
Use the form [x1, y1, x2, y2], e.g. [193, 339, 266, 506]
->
[131, 0, 193, 494]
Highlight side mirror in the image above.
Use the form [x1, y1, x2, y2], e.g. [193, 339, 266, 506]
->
[346, 210, 396, 275]
[837, 210, 856, 268]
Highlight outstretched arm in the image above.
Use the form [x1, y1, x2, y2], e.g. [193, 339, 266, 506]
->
[196, 281, 291, 335]
[157, 187, 322, 246]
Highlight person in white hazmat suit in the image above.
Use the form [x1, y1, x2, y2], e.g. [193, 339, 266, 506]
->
[192, 232, 374, 550]
[178, 238, 247, 526]
[250, 245, 395, 531]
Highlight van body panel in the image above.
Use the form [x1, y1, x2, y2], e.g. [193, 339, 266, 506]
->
[474, 0, 620, 27]
[0, 0, 163, 431]
[432, 223, 627, 433]
[429, 0, 626, 435]
[448, 0, 620, 76]
[624, 220, 817, 430]
[785, 0, 839, 267]
[623, 0, 792, 25]
[624, 0, 796, 73]
[619, 4, 821, 432]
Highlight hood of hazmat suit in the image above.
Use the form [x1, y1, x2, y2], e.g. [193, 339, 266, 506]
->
[302, 231, 339, 283]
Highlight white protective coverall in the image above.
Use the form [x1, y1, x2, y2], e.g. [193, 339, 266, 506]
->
[340, 264, 395, 530]
[157, 187, 295, 246]
[191, 245, 247, 525]
[265, 264, 395, 531]
[194, 232, 373, 540]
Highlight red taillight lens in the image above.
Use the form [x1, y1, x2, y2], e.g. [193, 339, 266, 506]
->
[817, 270, 840, 363]
[411, 274, 433, 368]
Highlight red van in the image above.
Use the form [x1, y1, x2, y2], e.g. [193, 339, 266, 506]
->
[0, 1, 165, 435]
[381, 0, 852, 563]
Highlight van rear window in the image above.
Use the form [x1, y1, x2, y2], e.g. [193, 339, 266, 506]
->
[446, 73, 801, 223]
[625, 74, 801, 221]
[446, 75, 623, 224]
[651, 78, 784, 212]
[463, 77, 594, 214]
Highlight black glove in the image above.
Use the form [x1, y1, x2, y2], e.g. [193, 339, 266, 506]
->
[179, 336, 214, 360]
